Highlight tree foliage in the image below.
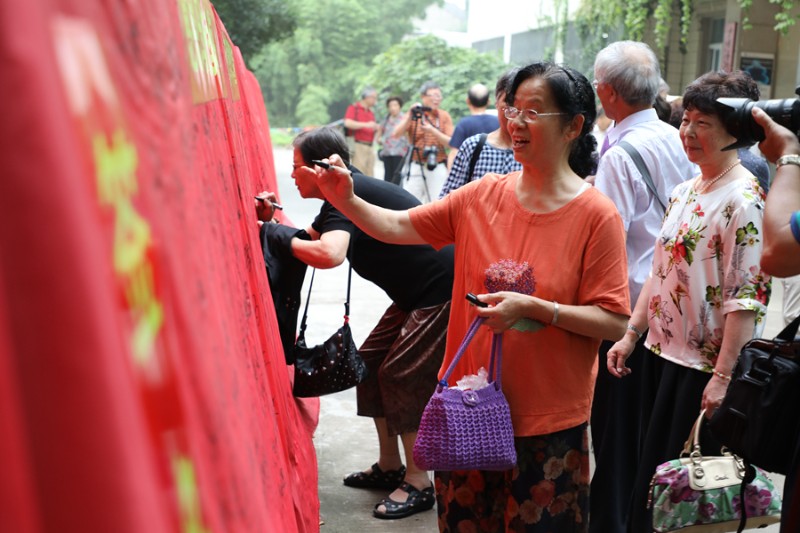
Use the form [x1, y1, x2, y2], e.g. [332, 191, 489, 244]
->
[575, 0, 797, 64]
[251, 0, 441, 127]
[739, 0, 799, 33]
[212, 0, 297, 62]
[363, 35, 509, 122]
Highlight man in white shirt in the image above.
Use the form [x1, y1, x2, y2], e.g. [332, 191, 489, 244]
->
[589, 40, 696, 533]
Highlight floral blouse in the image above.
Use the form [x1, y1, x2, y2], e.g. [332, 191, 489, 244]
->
[644, 174, 771, 372]
[379, 114, 409, 157]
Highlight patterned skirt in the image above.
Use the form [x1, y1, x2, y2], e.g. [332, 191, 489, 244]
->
[434, 423, 590, 533]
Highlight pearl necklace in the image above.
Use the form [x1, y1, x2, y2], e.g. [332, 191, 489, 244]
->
[694, 160, 741, 194]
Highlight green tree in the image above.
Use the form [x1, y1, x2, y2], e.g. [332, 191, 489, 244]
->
[251, 0, 441, 127]
[364, 35, 509, 122]
[212, 0, 297, 62]
[575, 0, 798, 63]
[295, 84, 332, 126]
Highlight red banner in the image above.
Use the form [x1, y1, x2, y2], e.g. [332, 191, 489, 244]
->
[0, 1, 318, 531]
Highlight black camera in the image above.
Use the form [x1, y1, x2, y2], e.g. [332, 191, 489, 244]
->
[715, 86, 800, 150]
[410, 104, 433, 120]
[423, 146, 438, 170]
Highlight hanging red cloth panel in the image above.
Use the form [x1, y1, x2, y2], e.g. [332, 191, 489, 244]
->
[0, 0, 319, 531]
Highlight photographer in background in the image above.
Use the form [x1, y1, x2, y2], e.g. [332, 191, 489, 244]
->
[393, 81, 453, 203]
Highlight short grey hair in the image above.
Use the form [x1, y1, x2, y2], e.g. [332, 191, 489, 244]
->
[419, 81, 441, 96]
[594, 41, 661, 107]
[360, 86, 377, 99]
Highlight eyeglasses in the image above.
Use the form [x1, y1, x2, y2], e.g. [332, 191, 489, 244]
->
[592, 79, 602, 90]
[503, 106, 567, 123]
[423, 92, 442, 99]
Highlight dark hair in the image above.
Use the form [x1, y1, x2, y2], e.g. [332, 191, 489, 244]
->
[668, 97, 684, 129]
[292, 127, 351, 166]
[386, 95, 403, 108]
[467, 83, 490, 107]
[506, 62, 598, 177]
[682, 70, 760, 136]
[653, 94, 672, 123]
[495, 67, 520, 99]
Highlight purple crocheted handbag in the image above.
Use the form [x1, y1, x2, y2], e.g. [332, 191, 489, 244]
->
[413, 317, 517, 471]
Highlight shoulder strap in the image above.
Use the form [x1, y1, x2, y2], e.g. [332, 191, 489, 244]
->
[776, 313, 800, 342]
[297, 268, 316, 337]
[297, 242, 354, 335]
[466, 133, 488, 183]
[618, 140, 667, 213]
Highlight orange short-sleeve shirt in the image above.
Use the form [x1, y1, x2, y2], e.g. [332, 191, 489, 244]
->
[409, 172, 630, 436]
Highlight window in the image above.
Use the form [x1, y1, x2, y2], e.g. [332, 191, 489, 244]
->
[707, 18, 725, 71]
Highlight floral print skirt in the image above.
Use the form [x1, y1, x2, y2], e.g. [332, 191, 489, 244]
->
[434, 423, 590, 532]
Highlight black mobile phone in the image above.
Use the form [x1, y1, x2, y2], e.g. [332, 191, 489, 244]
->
[310, 159, 331, 169]
[466, 293, 488, 308]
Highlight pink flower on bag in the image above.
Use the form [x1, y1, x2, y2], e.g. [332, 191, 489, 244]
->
[698, 502, 717, 520]
[484, 259, 536, 294]
[734, 486, 774, 515]
[656, 465, 700, 504]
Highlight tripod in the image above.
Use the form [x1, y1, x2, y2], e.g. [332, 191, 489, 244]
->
[402, 113, 435, 203]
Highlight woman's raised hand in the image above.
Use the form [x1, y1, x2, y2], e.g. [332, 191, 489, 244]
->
[314, 154, 355, 203]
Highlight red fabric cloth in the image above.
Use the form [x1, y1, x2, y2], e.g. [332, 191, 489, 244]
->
[0, 1, 319, 532]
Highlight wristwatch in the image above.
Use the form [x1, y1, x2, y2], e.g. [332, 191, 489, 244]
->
[776, 154, 800, 168]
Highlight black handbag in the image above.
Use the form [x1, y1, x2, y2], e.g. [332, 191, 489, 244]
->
[709, 314, 800, 474]
[292, 264, 368, 398]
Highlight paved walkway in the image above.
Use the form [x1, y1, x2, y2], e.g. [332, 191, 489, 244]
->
[271, 147, 786, 532]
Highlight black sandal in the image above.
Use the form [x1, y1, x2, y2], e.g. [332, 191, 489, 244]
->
[343, 463, 406, 490]
[372, 482, 435, 520]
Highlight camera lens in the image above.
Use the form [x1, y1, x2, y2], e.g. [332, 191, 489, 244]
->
[716, 95, 800, 150]
[425, 146, 438, 170]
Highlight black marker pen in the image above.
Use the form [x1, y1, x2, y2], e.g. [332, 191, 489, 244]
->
[311, 159, 331, 169]
[254, 196, 283, 210]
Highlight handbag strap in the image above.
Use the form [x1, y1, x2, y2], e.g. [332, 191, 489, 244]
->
[297, 244, 353, 336]
[618, 140, 667, 213]
[297, 268, 316, 337]
[681, 410, 706, 456]
[438, 316, 503, 389]
[775, 313, 800, 342]
[466, 133, 488, 183]
[683, 410, 752, 532]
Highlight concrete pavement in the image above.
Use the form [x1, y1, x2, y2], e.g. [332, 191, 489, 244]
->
[270, 146, 786, 532]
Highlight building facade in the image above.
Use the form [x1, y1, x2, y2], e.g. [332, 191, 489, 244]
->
[465, 0, 800, 102]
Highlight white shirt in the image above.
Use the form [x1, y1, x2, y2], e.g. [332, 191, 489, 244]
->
[595, 108, 697, 304]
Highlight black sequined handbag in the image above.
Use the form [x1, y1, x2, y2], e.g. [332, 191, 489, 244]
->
[292, 264, 368, 398]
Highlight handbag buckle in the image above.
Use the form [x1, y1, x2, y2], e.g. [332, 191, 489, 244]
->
[462, 390, 479, 407]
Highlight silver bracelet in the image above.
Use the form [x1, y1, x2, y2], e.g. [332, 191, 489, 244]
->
[551, 301, 559, 325]
[627, 323, 643, 339]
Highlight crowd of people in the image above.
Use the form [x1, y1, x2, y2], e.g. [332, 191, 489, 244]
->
[258, 40, 800, 532]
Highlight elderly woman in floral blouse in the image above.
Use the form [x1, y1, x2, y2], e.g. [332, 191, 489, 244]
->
[606, 70, 771, 532]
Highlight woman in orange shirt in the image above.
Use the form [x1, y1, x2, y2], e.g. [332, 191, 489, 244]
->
[315, 62, 630, 532]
